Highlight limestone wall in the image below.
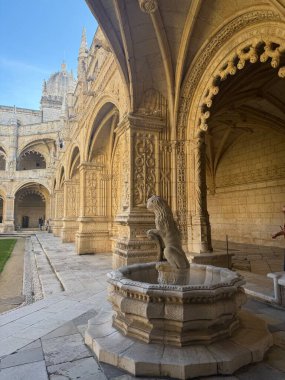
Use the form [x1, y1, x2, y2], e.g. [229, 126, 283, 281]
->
[42, 107, 62, 123]
[0, 106, 42, 125]
[208, 129, 285, 247]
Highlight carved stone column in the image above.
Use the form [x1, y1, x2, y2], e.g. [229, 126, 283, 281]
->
[4, 195, 15, 232]
[190, 133, 213, 253]
[61, 179, 79, 243]
[52, 189, 64, 237]
[112, 114, 164, 268]
[75, 162, 111, 254]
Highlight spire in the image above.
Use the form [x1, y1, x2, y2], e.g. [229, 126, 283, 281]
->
[79, 27, 88, 56]
[61, 61, 67, 73]
[42, 80, 47, 96]
[78, 27, 88, 81]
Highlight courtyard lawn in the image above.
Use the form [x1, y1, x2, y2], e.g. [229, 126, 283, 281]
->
[0, 239, 17, 273]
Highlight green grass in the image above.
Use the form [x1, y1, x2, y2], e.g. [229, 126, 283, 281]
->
[0, 239, 17, 273]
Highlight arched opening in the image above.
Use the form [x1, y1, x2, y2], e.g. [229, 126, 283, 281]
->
[89, 104, 118, 216]
[52, 168, 65, 237]
[205, 52, 285, 271]
[0, 147, 7, 170]
[87, 103, 118, 161]
[14, 183, 50, 229]
[59, 167, 65, 188]
[76, 102, 118, 254]
[61, 147, 81, 243]
[17, 150, 46, 170]
[69, 147, 80, 179]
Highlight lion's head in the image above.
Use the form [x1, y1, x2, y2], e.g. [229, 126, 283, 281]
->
[147, 195, 178, 233]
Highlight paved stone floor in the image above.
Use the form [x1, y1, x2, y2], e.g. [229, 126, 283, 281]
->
[0, 232, 284, 380]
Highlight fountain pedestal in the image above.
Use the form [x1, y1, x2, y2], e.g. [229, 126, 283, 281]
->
[108, 262, 247, 346]
[85, 196, 272, 378]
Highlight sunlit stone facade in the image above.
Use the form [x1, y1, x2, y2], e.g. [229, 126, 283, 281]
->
[1, 0, 285, 272]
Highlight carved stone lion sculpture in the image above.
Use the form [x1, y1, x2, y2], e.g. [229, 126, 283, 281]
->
[147, 195, 189, 269]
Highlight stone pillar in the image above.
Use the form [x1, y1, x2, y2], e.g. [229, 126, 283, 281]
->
[190, 133, 212, 253]
[53, 190, 64, 236]
[61, 179, 79, 242]
[112, 114, 164, 268]
[75, 162, 111, 254]
[8, 118, 18, 175]
[49, 193, 55, 232]
[4, 195, 15, 232]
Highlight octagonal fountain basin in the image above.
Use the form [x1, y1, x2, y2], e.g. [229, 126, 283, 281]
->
[107, 262, 246, 347]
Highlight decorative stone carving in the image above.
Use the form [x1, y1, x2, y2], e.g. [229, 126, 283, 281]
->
[85, 171, 97, 216]
[193, 134, 206, 217]
[122, 132, 130, 210]
[174, 12, 284, 254]
[175, 141, 188, 243]
[133, 133, 156, 207]
[198, 40, 285, 131]
[112, 138, 123, 216]
[179, 9, 281, 139]
[66, 183, 78, 217]
[138, 0, 158, 14]
[56, 191, 64, 218]
[146, 195, 189, 270]
[138, 88, 166, 118]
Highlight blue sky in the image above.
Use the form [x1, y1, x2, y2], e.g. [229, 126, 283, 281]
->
[0, 0, 98, 110]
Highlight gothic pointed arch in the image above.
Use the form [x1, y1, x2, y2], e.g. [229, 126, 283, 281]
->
[59, 166, 65, 189]
[66, 145, 81, 179]
[178, 13, 285, 252]
[17, 138, 57, 170]
[84, 99, 119, 163]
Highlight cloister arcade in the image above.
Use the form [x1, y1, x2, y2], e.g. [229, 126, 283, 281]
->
[48, 2, 285, 270]
[1, 1, 285, 273]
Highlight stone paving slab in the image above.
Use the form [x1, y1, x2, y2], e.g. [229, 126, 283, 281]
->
[47, 357, 106, 380]
[42, 333, 91, 366]
[0, 360, 48, 380]
[0, 347, 44, 369]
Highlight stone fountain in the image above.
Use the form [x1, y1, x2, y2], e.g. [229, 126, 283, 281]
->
[85, 196, 272, 379]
